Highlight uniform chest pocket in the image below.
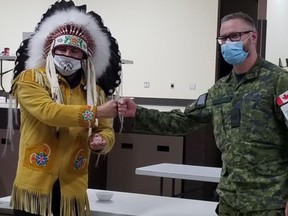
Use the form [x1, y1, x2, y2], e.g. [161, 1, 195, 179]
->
[241, 93, 272, 121]
[212, 96, 233, 118]
[241, 94, 262, 109]
[213, 96, 232, 106]
[212, 96, 232, 140]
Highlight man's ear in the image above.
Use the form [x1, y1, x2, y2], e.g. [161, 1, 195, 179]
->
[252, 31, 258, 41]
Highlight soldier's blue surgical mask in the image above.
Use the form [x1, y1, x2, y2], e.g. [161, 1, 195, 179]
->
[220, 34, 252, 65]
[221, 41, 248, 65]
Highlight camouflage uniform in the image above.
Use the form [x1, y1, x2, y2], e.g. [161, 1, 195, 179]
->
[133, 57, 288, 214]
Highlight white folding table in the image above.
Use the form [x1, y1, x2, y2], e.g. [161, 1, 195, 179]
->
[135, 163, 221, 196]
[0, 55, 16, 91]
[0, 188, 218, 216]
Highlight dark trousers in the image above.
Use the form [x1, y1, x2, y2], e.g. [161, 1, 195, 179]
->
[13, 179, 61, 216]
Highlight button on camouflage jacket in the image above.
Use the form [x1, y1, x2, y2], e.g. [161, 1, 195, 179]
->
[133, 57, 288, 212]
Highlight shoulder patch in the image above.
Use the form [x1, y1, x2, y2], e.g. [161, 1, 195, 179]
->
[196, 93, 208, 109]
[280, 103, 288, 121]
[277, 90, 288, 106]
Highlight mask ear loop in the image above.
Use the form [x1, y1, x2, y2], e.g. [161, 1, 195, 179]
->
[242, 32, 253, 54]
[243, 32, 253, 44]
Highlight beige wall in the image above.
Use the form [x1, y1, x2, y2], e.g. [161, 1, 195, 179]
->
[1, 1, 287, 99]
[0, 0, 218, 99]
[266, 0, 288, 66]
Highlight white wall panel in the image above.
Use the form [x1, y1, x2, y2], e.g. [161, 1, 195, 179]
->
[0, 0, 218, 99]
[266, 0, 288, 66]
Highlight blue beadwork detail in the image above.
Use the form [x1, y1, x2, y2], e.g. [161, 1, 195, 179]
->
[35, 152, 49, 166]
[82, 110, 93, 121]
[74, 155, 85, 169]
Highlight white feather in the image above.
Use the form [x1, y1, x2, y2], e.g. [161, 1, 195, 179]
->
[26, 8, 111, 78]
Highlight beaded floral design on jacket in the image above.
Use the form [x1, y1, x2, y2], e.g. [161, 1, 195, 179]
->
[30, 144, 50, 166]
[73, 149, 86, 169]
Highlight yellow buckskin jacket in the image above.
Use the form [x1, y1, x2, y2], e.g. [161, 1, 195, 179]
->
[10, 68, 115, 216]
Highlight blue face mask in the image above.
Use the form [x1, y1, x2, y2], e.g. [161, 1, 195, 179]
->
[221, 41, 248, 65]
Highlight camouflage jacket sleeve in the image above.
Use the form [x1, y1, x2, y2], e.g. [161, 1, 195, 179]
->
[132, 94, 212, 135]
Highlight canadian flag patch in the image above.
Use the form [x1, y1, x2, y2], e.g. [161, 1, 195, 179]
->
[277, 91, 288, 106]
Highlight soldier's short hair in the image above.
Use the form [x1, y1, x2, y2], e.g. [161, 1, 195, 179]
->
[221, 12, 256, 31]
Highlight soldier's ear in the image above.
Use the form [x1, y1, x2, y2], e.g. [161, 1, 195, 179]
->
[252, 31, 258, 41]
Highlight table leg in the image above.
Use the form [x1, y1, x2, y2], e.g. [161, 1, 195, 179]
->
[172, 178, 175, 196]
[160, 177, 163, 196]
[0, 60, 4, 91]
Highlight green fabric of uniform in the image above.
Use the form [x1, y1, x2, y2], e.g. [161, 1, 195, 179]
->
[133, 57, 288, 213]
[218, 197, 285, 216]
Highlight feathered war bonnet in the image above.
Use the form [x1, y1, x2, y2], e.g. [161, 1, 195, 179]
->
[12, 0, 122, 105]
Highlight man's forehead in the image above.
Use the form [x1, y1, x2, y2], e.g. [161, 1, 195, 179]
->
[220, 19, 250, 35]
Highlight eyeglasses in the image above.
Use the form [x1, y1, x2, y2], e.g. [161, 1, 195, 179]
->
[217, 30, 253, 45]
